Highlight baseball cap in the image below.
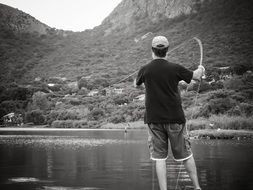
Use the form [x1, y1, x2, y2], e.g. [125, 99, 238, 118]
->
[152, 36, 169, 49]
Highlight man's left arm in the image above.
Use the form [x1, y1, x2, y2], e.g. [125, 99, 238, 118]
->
[134, 67, 145, 88]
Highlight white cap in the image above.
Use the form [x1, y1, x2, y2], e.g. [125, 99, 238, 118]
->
[152, 36, 169, 49]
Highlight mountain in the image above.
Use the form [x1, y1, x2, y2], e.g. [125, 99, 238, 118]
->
[0, 0, 253, 84]
[0, 3, 50, 34]
[103, 0, 202, 35]
[0, 0, 252, 126]
[0, 3, 71, 83]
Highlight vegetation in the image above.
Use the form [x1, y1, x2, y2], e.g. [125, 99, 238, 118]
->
[0, 0, 252, 133]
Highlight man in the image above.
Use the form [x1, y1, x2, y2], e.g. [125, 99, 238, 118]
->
[134, 36, 204, 190]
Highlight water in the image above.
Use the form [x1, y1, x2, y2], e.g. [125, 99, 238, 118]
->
[0, 130, 253, 190]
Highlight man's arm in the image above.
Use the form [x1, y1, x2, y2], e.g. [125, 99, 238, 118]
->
[192, 65, 205, 81]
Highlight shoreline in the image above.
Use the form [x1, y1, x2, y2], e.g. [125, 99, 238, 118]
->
[1, 122, 253, 140]
[189, 129, 253, 140]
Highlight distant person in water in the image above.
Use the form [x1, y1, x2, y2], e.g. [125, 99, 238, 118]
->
[134, 36, 204, 190]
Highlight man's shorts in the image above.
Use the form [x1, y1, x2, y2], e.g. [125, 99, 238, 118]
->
[147, 123, 192, 161]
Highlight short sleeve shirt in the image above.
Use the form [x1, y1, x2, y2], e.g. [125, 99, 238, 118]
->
[136, 59, 193, 124]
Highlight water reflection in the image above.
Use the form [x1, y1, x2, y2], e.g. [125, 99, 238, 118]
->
[0, 130, 253, 190]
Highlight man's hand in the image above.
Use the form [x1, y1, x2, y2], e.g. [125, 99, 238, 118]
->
[193, 65, 205, 81]
[198, 65, 205, 73]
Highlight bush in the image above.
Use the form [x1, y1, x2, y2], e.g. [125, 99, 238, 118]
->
[45, 110, 59, 125]
[190, 82, 211, 93]
[48, 84, 63, 92]
[0, 100, 27, 118]
[32, 91, 49, 111]
[108, 114, 125, 123]
[224, 76, 243, 90]
[88, 108, 105, 120]
[239, 103, 253, 116]
[210, 81, 224, 90]
[209, 115, 253, 130]
[0, 86, 32, 102]
[25, 109, 45, 125]
[51, 120, 74, 128]
[131, 107, 145, 121]
[87, 120, 100, 128]
[78, 78, 88, 89]
[77, 87, 88, 95]
[187, 118, 209, 130]
[57, 110, 80, 120]
[67, 98, 82, 105]
[113, 94, 129, 105]
[199, 97, 236, 117]
[73, 120, 88, 128]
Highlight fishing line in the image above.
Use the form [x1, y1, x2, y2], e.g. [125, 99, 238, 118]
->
[175, 37, 204, 190]
[174, 79, 203, 190]
[108, 37, 196, 88]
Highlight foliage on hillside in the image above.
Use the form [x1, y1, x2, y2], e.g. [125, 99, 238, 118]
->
[0, 3, 50, 34]
[0, 0, 252, 128]
[0, 29, 62, 83]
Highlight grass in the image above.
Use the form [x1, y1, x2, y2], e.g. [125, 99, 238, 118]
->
[190, 129, 253, 139]
[187, 114, 253, 139]
[187, 115, 253, 131]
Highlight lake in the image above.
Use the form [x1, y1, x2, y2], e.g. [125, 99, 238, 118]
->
[0, 129, 253, 190]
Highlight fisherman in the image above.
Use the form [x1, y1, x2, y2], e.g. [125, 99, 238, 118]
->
[134, 36, 204, 190]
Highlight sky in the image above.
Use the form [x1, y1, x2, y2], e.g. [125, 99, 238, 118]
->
[0, 0, 122, 31]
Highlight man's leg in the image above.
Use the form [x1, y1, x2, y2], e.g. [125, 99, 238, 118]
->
[156, 159, 167, 190]
[183, 156, 201, 190]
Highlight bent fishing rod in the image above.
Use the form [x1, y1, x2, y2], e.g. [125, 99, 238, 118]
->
[110, 36, 205, 88]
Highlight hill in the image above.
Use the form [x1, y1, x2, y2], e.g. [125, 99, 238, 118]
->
[0, 3, 50, 34]
[0, 3, 72, 83]
[0, 0, 252, 128]
[21, 0, 253, 83]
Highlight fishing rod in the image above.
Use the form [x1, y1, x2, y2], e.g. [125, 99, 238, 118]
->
[107, 37, 202, 90]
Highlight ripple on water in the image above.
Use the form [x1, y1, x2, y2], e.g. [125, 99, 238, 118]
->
[8, 178, 102, 190]
[0, 135, 141, 150]
[41, 187, 104, 190]
[9, 177, 40, 183]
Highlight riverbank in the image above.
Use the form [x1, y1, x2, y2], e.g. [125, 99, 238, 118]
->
[189, 129, 253, 140]
[1, 121, 253, 140]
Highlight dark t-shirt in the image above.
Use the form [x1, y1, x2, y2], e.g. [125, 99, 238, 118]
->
[136, 59, 193, 124]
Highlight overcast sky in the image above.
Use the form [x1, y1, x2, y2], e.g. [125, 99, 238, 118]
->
[0, 0, 122, 31]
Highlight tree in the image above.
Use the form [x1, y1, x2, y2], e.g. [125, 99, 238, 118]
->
[25, 109, 45, 125]
[32, 91, 48, 111]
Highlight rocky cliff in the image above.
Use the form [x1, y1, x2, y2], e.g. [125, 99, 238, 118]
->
[103, 0, 203, 35]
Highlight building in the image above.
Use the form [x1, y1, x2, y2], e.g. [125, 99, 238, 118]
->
[3, 113, 23, 127]
[88, 90, 99, 97]
[105, 88, 124, 96]
[133, 94, 145, 102]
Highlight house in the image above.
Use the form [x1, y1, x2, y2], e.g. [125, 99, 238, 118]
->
[48, 77, 67, 84]
[208, 78, 216, 85]
[105, 88, 124, 96]
[48, 83, 55, 87]
[3, 113, 23, 127]
[214, 66, 233, 80]
[114, 88, 123, 95]
[133, 94, 145, 102]
[34, 77, 42, 82]
[141, 32, 153, 40]
[88, 89, 99, 97]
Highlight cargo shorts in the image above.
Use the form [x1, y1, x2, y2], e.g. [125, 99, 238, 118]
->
[147, 123, 192, 161]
